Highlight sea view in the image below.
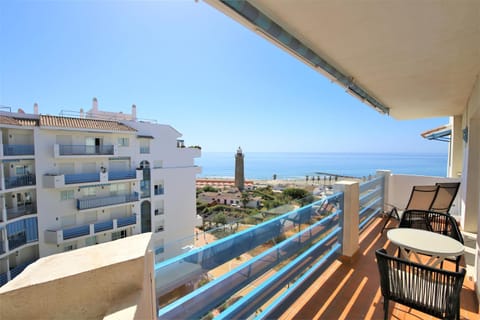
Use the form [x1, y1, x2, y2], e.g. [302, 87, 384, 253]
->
[196, 152, 449, 180]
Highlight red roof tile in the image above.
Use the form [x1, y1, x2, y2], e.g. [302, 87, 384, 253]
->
[39, 115, 136, 132]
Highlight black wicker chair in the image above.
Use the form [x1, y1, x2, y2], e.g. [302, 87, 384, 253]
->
[375, 248, 465, 320]
[399, 209, 464, 271]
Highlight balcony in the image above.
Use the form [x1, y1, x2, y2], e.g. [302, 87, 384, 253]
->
[6, 204, 37, 220]
[63, 225, 90, 240]
[108, 169, 142, 181]
[64, 173, 100, 184]
[2, 144, 35, 156]
[77, 192, 139, 210]
[94, 220, 114, 233]
[43, 169, 141, 188]
[117, 215, 136, 228]
[8, 232, 27, 251]
[54, 144, 117, 157]
[0, 271, 7, 287]
[44, 215, 137, 244]
[155, 175, 478, 319]
[0, 259, 36, 287]
[4, 174, 36, 189]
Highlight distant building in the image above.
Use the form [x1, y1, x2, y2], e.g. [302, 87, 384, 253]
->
[234, 147, 245, 190]
[0, 98, 201, 287]
[197, 190, 261, 209]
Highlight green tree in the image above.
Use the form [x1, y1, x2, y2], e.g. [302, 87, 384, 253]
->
[283, 188, 309, 200]
[213, 213, 227, 226]
[202, 185, 218, 193]
[241, 192, 250, 208]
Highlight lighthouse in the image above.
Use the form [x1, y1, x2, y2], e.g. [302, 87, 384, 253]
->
[235, 147, 245, 191]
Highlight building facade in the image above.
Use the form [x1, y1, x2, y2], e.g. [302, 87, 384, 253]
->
[0, 101, 201, 286]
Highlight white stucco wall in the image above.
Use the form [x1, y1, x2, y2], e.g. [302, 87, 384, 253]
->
[386, 173, 461, 216]
[121, 120, 201, 261]
[461, 74, 480, 300]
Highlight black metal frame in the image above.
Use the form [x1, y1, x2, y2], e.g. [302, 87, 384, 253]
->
[381, 185, 439, 233]
[399, 209, 464, 271]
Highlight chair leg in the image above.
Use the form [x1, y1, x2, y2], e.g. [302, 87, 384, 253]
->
[381, 215, 391, 233]
[383, 298, 389, 320]
[381, 209, 399, 233]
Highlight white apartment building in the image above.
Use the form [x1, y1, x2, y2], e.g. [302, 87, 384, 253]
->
[0, 100, 201, 286]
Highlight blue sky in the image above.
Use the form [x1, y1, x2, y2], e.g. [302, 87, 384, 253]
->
[1, 0, 448, 153]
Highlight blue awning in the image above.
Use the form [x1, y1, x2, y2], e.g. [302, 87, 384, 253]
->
[421, 125, 451, 142]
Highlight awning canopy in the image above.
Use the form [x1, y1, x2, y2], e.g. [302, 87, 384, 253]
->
[204, 0, 480, 120]
[421, 125, 451, 142]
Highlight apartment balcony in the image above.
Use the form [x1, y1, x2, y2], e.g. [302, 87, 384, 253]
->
[76, 192, 139, 210]
[1, 144, 35, 157]
[64, 173, 100, 184]
[0, 259, 36, 287]
[108, 169, 143, 181]
[6, 204, 37, 220]
[7, 233, 27, 251]
[0, 271, 7, 287]
[53, 144, 117, 158]
[178, 146, 202, 159]
[4, 174, 36, 189]
[117, 215, 137, 228]
[155, 174, 478, 319]
[43, 169, 142, 188]
[76, 193, 139, 211]
[44, 215, 137, 244]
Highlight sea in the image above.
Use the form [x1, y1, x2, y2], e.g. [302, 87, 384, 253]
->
[196, 152, 448, 180]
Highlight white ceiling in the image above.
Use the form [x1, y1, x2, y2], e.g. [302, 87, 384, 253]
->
[206, 0, 480, 120]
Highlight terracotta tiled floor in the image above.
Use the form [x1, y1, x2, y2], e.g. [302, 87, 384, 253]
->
[279, 216, 479, 320]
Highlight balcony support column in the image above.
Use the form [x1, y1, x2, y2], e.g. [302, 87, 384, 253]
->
[376, 170, 391, 213]
[0, 162, 5, 190]
[335, 180, 359, 257]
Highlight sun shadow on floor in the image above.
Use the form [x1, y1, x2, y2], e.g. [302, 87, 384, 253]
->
[279, 217, 479, 320]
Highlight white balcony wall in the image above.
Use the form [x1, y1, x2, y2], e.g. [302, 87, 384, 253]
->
[461, 75, 480, 302]
[2, 128, 34, 146]
[385, 173, 461, 217]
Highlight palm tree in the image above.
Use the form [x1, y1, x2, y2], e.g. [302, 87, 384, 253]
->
[241, 192, 250, 208]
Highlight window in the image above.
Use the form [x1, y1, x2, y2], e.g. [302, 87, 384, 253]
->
[139, 139, 150, 154]
[110, 183, 127, 195]
[83, 187, 97, 197]
[118, 137, 129, 147]
[112, 230, 127, 241]
[15, 166, 27, 175]
[154, 182, 164, 195]
[61, 190, 74, 201]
